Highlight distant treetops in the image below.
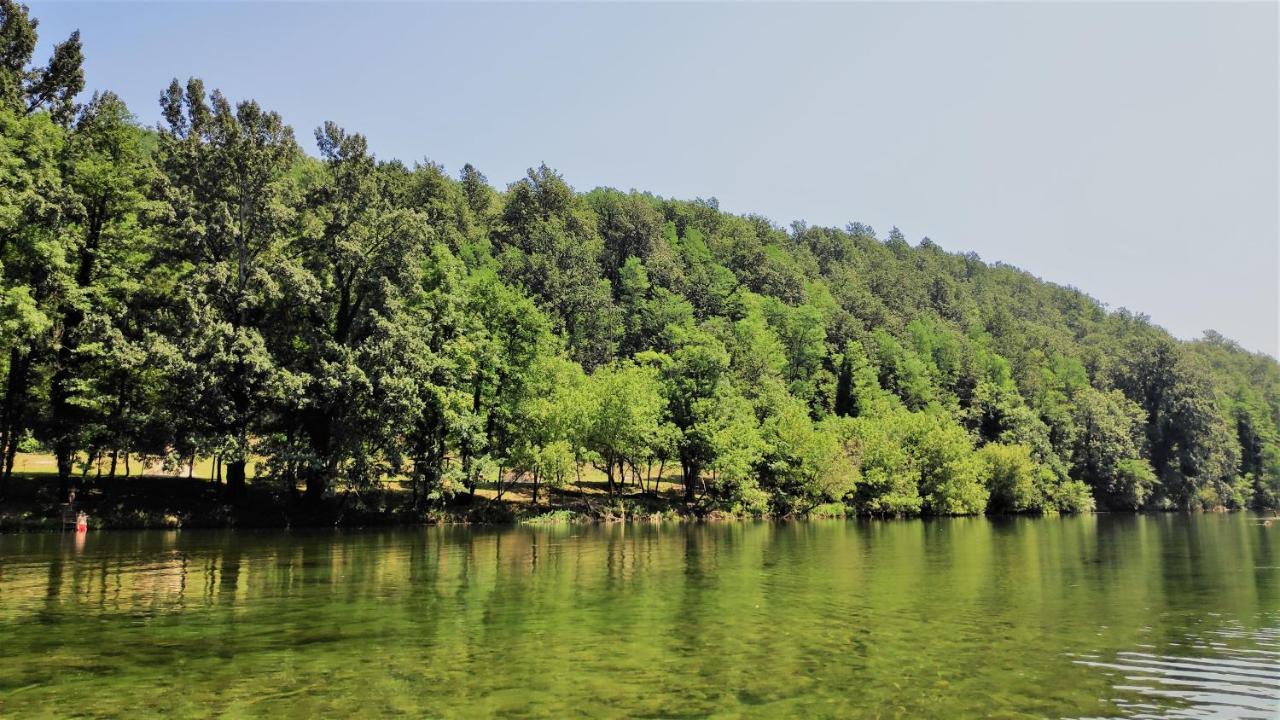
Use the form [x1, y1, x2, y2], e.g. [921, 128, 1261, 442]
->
[1, 0, 1276, 514]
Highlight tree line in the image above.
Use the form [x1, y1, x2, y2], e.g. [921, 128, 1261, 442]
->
[1, 1, 1277, 516]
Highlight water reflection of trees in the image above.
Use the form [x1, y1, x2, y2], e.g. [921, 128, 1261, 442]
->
[0, 516, 1276, 716]
[1, 518, 1273, 623]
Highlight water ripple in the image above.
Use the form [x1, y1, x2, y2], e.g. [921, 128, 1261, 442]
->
[1073, 621, 1280, 719]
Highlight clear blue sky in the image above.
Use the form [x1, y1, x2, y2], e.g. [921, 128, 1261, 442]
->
[29, 1, 1280, 357]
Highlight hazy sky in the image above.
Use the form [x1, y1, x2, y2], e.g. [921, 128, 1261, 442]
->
[29, 2, 1280, 356]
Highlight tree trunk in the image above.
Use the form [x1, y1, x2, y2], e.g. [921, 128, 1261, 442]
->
[431, 434, 445, 502]
[1, 431, 17, 498]
[56, 446, 74, 497]
[225, 459, 246, 501]
[464, 372, 484, 499]
[302, 411, 335, 504]
[0, 427, 6, 499]
[50, 259, 93, 499]
[304, 465, 328, 503]
[0, 432, 8, 499]
[286, 463, 300, 502]
[1, 348, 32, 492]
[462, 448, 476, 498]
[681, 459, 699, 503]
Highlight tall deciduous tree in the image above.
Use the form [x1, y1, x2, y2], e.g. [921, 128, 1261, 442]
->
[42, 92, 155, 491]
[156, 78, 299, 500]
[586, 360, 664, 497]
[494, 164, 619, 368]
[283, 122, 427, 500]
[0, 0, 83, 124]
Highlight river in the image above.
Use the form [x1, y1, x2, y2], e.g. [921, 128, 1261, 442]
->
[1, 514, 1277, 718]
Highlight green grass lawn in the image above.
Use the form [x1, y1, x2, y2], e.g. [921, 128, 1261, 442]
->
[9, 452, 261, 481]
[9, 452, 687, 501]
[1, 453, 696, 530]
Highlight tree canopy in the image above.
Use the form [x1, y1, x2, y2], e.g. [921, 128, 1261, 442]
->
[2, 1, 1277, 517]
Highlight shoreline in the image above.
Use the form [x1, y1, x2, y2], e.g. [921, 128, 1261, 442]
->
[0, 473, 1257, 534]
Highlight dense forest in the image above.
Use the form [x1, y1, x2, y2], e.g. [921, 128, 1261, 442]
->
[1, 1, 1277, 522]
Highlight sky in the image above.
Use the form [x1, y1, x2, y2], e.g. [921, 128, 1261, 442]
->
[28, 1, 1280, 357]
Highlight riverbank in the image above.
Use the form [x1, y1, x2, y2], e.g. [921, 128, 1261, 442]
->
[0, 471, 725, 532]
[3, 470, 1265, 533]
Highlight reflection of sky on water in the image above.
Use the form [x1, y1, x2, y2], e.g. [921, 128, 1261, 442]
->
[1073, 619, 1280, 719]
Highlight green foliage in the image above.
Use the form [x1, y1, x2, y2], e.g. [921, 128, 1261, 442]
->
[494, 165, 619, 369]
[979, 443, 1040, 513]
[702, 391, 768, 513]
[872, 329, 936, 411]
[759, 395, 858, 514]
[1, 1, 1276, 517]
[0, 0, 83, 124]
[584, 359, 664, 495]
[848, 414, 923, 516]
[506, 355, 587, 504]
[1069, 387, 1154, 509]
[908, 412, 988, 515]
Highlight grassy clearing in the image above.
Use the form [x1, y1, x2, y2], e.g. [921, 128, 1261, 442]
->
[0, 455, 700, 532]
[8, 452, 262, 481]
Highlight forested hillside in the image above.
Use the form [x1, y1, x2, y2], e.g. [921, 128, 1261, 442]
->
[2, 1, 1277, 518]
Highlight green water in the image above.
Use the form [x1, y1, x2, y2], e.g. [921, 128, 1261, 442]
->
[1, 515, 1277, 718]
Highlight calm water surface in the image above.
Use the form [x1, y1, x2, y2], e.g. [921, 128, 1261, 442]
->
[1, 514, 1277, 718]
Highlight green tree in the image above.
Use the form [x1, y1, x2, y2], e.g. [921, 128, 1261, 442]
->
[155, 78, 300, 500]
[1070, 387, 1154, 509]
[979, 443, 1040, 513]
[0, 110, 65, 492]
[834, 340, 895, 419]
[585, 360, 664, 497]
[908, 412, 988, 515]
[1113, 337, 1239, 508]
[283, 121, 428, 500]
[0, 0, 83, 124]
[398, 245, 476, 508]
[458, 163, 494, 219]
[872, 329, 935, 411]
[494, 165, 619, 368]
[454, 270, 557, 497]
[759, 395, 858, 514]
[586, 188, 663, 282]
[848, 411, 922, 515]
[702, 390, 768, 512]
[660, 325, 731, 502]
[41, 92, 156, 492]
[506, 354, 588, 505]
